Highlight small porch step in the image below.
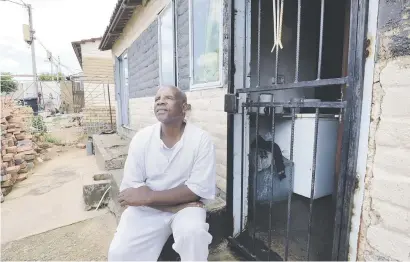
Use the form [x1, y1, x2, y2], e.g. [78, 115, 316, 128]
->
[92, 134, 129, 171]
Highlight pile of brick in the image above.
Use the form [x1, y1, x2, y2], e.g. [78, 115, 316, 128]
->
[0, 105, 44, 196]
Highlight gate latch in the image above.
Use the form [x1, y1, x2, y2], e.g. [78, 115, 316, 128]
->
[224, 94, 237, 114]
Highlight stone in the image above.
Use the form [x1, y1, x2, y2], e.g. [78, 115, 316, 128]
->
[38, 142, 52, 149]
[1, 186, 12, 195]
[7, 139, 14, 147]
[2, 154, 14, 162]
[24, 154, 36, 161]
[19, 161, 27, 169]
[17, 145, 33, 153]
[25, 134, 33, 140]
[41, 154, 51, 161]
[6, 165, 20, 175]
[14, 158, 24, 166]
[6, 146, 17, 154]
[36, 157, 44, 163]
[27, 162, 34, 170]
[1, 124, 7, 131]
[7, 128, 15, 133]
[15, 134, 26, 140]
[7, 123, 16, 129]
[1, 180, 14, 187]
[1, 162, 8, 169]
[14, 153, 23, 160]
[22, 150, 36, 155]
[5, 133, 12, 138]
[1, 118, 6, 124]
[1, 173, 11, 182]
[17, 139, 32, 147]
[76, 143, 86, 149]
[16, 173, 28, 181]
[2, 110, 11, 119]
[13, 130, 21, 135]
[8, 117, 21, 123]
[1, 149, 6, 156]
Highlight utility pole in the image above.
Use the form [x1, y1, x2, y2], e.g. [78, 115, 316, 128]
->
[27, 4, 38, 95]
[49, 52, 53, 79]
[58, 56, 61, 82]
[2, 0, 38, 95]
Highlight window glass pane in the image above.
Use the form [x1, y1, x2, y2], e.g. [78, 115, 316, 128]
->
[159, 5, 175, 85]
[122, 53, 128, 88]
[192, 0, 221, 85]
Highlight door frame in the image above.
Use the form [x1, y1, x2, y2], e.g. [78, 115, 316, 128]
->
[225, 0, 369, 260]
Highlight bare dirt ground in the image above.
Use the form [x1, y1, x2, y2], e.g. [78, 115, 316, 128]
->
[1, 120, 117, 260]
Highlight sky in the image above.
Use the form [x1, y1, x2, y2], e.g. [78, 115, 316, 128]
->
[0, 0, 117, 76]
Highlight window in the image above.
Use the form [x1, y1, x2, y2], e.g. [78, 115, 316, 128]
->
[158, 3, 176, 86]
[189, 0, 223, 88]
[121, 52, 129, 88]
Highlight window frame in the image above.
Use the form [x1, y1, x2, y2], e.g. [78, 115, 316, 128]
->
[158, 2, 177, 86]
[118, 50, 130, 127]
[188, 0, 224, 90]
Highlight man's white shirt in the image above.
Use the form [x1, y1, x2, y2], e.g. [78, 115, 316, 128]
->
[120, 122, 216, 203]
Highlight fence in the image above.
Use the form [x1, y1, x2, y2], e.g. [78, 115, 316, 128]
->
[71, 77, 116, 135]
[1, 77, 116, 137]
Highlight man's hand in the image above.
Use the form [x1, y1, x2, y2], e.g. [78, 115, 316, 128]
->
[118, 186, 153, 207]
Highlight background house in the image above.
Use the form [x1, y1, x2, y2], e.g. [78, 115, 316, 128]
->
[97, 0, 410, 261]
[71, 37, 116, 134]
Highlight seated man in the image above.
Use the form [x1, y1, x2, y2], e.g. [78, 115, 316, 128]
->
[108, 85, 216, 261]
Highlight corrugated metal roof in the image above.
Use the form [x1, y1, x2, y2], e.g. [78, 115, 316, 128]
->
[99, 0, 142, 51]
[71, 37, 102, 68]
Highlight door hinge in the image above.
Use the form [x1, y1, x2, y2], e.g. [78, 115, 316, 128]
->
[224, 94, 237, 114]
[364, 38, 371, 58]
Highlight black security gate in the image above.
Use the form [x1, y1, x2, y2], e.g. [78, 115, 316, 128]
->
[226, 0, 368, 260]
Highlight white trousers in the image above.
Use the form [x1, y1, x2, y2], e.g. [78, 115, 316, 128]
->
[108, 206, 212, 261]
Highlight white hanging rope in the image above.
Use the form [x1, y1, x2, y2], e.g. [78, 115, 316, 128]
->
[271, 0, 284, 52]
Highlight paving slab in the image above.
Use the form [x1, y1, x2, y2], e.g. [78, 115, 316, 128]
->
[1, 148, 107, 244]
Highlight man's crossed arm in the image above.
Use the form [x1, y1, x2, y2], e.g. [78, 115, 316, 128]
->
[119, 130, 215, 213]
[118, 185, 204, 213]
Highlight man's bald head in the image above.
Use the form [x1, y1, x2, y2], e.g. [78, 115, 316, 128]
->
[158, 85, 187, 103]
[154, 85, 188, 125]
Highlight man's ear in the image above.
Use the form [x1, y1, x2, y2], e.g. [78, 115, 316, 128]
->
[182, 103, 191, 112]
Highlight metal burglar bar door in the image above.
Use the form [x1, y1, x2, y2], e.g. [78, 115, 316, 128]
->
[228, 0, 367, 260]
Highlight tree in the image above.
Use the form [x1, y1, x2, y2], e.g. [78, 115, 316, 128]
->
[38, 72, 65, 81]
[0, 72, 18, 93]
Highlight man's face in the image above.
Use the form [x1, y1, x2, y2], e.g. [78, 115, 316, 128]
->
[154, 86, 185, 124]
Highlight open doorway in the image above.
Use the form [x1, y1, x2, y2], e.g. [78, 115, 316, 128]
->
[228, 0, 363, 260]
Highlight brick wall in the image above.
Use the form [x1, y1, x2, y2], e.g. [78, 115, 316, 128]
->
[357, 1, 410, 260]
[82, 57, 114, 83]
[128, 20, 160, 98]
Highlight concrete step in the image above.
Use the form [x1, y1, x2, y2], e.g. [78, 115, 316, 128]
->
[82, 172, 111, 211]
[92, 134, 129, 171]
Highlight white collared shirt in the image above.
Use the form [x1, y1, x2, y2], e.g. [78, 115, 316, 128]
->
[120, 122, 216, 202]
